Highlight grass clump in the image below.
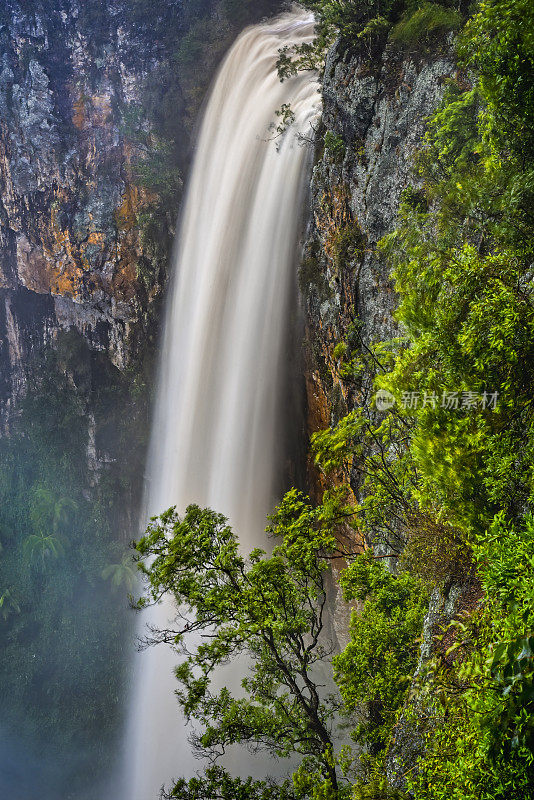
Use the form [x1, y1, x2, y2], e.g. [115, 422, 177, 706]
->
[390, 2, 462, 49]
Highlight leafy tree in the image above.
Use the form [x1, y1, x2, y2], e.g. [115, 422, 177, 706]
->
[163, 765, 298, 799]
[462, 0, 534, 160]
[410, 514, 534, 800]
[334, 553, 427, 754]
[101, 552, 138, 593]
[134, 497, 352, 798]
[22, 532, 65, 567]
[301, 0, 399, 41]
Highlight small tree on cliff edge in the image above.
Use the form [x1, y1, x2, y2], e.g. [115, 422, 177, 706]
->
[133, 491, 353, 799]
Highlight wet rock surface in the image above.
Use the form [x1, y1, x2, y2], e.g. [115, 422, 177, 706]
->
[304, 43, 454, 380]
[0, 0, 171, 422]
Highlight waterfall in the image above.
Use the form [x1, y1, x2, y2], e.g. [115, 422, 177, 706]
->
[121, 10, 321, 799]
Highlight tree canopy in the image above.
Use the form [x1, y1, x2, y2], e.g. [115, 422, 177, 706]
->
[134, 497, 347, 798]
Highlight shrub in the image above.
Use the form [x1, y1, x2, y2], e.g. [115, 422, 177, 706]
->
[390, 2, 462, 49]
[334, 553, 428, 753]
[410, 514, 534, 799]
[324, 131, 346, 164]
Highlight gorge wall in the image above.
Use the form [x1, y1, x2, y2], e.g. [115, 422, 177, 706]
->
[0, 0, 159, 423]
[303, 38, 454, 453]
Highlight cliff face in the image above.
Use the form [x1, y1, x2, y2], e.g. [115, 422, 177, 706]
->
[0, 0, 283, 428]
[303, 40, 454, 428]
[302, 33, 454, 591]
[0, 1, 162, 423]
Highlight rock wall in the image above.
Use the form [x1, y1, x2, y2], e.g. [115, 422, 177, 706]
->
[303, 39, 455, 432]
[0, 0, 162, 424]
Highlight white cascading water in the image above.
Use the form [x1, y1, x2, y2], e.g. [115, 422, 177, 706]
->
[122, 10, 321, 800]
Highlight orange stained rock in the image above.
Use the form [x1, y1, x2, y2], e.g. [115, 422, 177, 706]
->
[72, 94, 86, 130]
[72, 91, 113, 130]
[115, 183, 141, 231]
[315, 184, 352, 266]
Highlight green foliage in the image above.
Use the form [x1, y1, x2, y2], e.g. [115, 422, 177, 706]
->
[133, 141, 183, 204]
[0, 339, 140, 794]
[165, 765, 298, 799]
[462, 0, 534, 160]
[133, 486, 426, 796]
[379, 238, 534, 530]
[29, 488, 77, 536]
[390, 3, 462, 50]
[311, 404, 422, 558]
[470, 514, 534, 761]
[22, 532, 65, 567]
[399, 185, 428, 213]
[277, 39, 328, 81]
[292, 0, 465, 62]
[135, 495, 348, 795]
[409, 514, 534, 799]
[300, 0, 397, 43]
[156, 0, 534, 796]
[324, 131, 346, 163]
[275, 103, 296, 136]
[343, 0, 534, 793]
[296, 1, 534, 793]
[101, 553, 138, 593]
[352, 775, 408, 799]
[334, 553, 427, 752]
[368, 0, 534, 538]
